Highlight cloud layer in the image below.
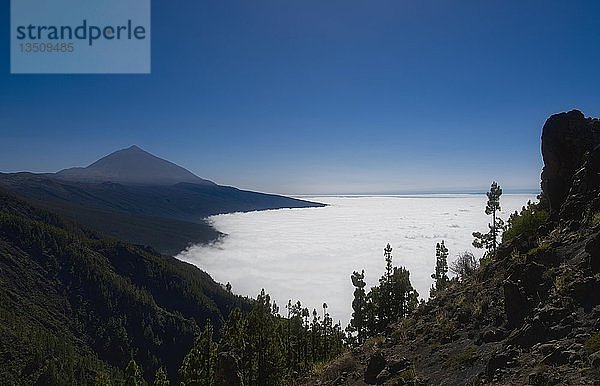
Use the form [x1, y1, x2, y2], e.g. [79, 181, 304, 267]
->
[178, 194, 536, 326]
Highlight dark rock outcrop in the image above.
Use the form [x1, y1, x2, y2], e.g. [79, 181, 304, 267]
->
[540, 109, 600, 215]
[503, 279, 531, 328]
[364, 351, 386, 384]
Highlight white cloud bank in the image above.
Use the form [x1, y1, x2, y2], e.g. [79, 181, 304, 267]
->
[177, 194, 537, 327]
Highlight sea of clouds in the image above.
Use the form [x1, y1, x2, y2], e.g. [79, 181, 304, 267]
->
[177, 194, 537, 327]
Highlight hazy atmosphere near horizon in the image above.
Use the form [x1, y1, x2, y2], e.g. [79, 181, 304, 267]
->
[2, 1, 600, 194]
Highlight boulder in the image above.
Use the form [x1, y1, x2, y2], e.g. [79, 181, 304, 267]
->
[486, 349, 518, 378]
[533, 342, 559, 356]
[376, 369, 391, 384]
[540, 110, 600, 214]
[537, 305, 570, 325]
[541, 348, 570, 365]
[503, 279, 531, 327]
[387, 356, 411, 374]
[589, 351, 600, 368]
[477, 328, 505, 344]
[585, 232, 600, 274]
[364, 351, 387, 384]
[510, 319, 548, 347]
[528, 372, 549, 386]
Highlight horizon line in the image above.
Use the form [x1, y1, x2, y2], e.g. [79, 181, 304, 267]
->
[290, 188, 541, 197]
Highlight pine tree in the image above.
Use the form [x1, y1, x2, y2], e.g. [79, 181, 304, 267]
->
[349, 270, 367, 345]
[124, 358, 143, 386]
[94, 372, 113, 386]
[365, 287, 381, 335]
[389, 266, 419, 319]
[179, 323, 218, 386]
[473, 181, 504, 255]
[349, 244, 420, 337]
[322, 303, 331, 360]
[430, 240, 449, 295]
[380, 243, 394, 325]
[153, 367, 169, 386]
[178, 289, 348, 385]
[384, 243, 393, 280]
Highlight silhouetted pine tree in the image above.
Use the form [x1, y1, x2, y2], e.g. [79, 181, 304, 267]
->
[349, 270, 367, 345]
[473, 181, 504, 256]
[389, 266, 419, 319]
[349, 244, 419, 340]
[124, 358, 144, 386]
[153, 367, 169, 386]
[430, 240, 449, 295]
[380, 244, 394, 325]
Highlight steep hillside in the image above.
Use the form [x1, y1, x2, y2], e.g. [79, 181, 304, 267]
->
[306, 110, 600, 386]
[0, 189, 248, 384]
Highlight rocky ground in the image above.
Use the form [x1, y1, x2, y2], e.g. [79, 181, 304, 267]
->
[301, 110, 600, 386]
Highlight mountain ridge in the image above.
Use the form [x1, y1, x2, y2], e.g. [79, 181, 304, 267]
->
[0, 146, 324, 254]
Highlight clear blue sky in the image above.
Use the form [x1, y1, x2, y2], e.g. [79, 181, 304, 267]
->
[1, 0, 600, 194]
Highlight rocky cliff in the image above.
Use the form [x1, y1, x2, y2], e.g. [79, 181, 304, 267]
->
[304, 110, 600, 386]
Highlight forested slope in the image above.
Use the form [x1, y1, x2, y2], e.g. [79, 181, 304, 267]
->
[0, 189, 248, 384]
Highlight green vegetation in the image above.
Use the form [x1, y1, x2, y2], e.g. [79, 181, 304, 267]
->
[502, 201, 549, 242]
[389, 368, 417, 383]
[449, 251, 478, 280]
[554, 266, 574, 294]
[154, 367, 170, 386]
[348, 243, 419, 344]
[349, 270, 368, 345]
[473, 181, 504, 256]
[592, 212, 600, 227]
[430, 240, 449, 295]
[124, 358, 145, 386]
[584, 332, 600, 354]
[178, 290, 346, 385]
[179, 323, 218, 385]
[0, 189, 247, 384]
[444, 347, 476, 369]
[527, 241, 550, 256]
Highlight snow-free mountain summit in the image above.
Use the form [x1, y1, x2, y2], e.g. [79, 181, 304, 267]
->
[56, 145, 216, 186]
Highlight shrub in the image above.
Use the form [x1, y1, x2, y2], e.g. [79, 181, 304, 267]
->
[503, 201, 549, 242]
[554, 267, 573, 293]
[389, 368, 417, 383]
[592, 212, 600, 227]
[527, 241, 550, 256]
[444, 348, 476, 368]
[584, 332, 600, 354]
[479, 254, 493, 269]
[312, 351, 358, 381]
[449, 251, 479, 280]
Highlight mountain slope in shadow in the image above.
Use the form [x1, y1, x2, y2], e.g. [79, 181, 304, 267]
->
[0, 146, 324, 254]
[0, 188, 249, 384]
